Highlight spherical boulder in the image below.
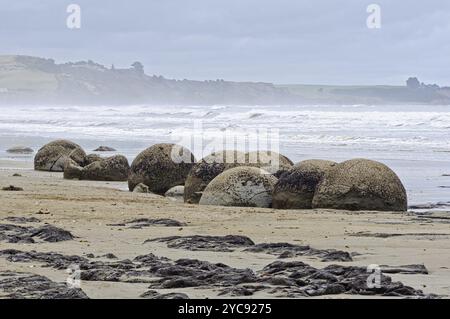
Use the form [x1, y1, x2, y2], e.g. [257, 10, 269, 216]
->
[245, 151, 293, 176]
[312, 159, 407, 211]
[128, 144, 195, 195]
[184, 150, 245, 204]
[80, 155, 130, 181]
[199, 166, 278, 208]
[272, 159, 337, 209]
[34, 140, 86, 172]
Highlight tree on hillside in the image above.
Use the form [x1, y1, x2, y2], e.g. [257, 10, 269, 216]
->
[131, 61, 144, 76]
[406, 77, 421, 89]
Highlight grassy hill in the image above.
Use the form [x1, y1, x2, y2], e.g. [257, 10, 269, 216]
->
[0, 55, 448, 105]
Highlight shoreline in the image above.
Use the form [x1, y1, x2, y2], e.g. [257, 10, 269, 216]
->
[0, 168, 449, 298]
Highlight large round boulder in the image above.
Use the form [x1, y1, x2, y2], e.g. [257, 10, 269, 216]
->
[245, 151, 293, 176]
[81, 155, 130, 181]
[199, 166, 278, 208]
[184, 150, 245, 204]
[128, 144, 195, 195]
[34, 140, 86, 172]
[273, 159, 337, 209]
[312, 159, 407, 211]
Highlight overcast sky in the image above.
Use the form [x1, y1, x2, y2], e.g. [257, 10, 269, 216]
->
[0, 0, 449, 85]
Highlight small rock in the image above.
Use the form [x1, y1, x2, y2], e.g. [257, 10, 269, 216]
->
[94, 146, 116, 152]
[6, 146, 34, 154]
[2, 185, 23, 191]
[165, 185, 184, 202]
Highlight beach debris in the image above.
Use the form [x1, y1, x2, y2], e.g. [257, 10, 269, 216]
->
[244, 243, 353, 262]
[350, 231, 450, 239]
[109, 218, 186, 229]
[218, 285, 268, 297]
[36, 209, 50, 215]
[128, 143, 195, 195]
[34, 139, 86, 172]
[30, 225, 75, 242]
[0, 271, 88, 299]
[140, 290, 189, 299]
[146, 235, 255, 252]
[256, 261, 431, 298]
[0, 223, 74, 243]
[199, 166, 277, 208]
[272, 159, 337, 209]
[146, 234, 354, 261]
[6, 146, 34, 154]
[12, 173, 22, 177]
[312, 158, 408, 212]
[94, 146, 116, 152]
[0, 249, 432, 298]
[2, 185, 23, 191]
[3, 216, 40, 223]
[184, 150, 246, 204]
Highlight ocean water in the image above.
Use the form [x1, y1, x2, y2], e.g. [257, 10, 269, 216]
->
[0, 104, 449, 209]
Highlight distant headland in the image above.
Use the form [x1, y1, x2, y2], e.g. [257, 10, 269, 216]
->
[0, 55, 449, 105]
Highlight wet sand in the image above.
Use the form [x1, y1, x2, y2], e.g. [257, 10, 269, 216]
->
[0, 168, 449, 299]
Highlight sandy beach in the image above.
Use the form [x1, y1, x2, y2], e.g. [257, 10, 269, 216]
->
[1, 166, 449, 299]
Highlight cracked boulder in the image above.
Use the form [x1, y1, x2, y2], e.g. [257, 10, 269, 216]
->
[34, 140, 86, 172]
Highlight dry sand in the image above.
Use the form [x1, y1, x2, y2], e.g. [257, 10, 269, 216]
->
[0, 167, 449, 299]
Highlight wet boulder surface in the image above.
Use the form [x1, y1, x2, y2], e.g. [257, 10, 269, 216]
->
[273, 159, 337, 209]
[312, 159, 408, 211]
[34, 140, 86, 172]
[128, 143, 195, 195]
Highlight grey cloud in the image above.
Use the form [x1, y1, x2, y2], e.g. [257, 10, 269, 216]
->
[0, 0, 449, 85]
